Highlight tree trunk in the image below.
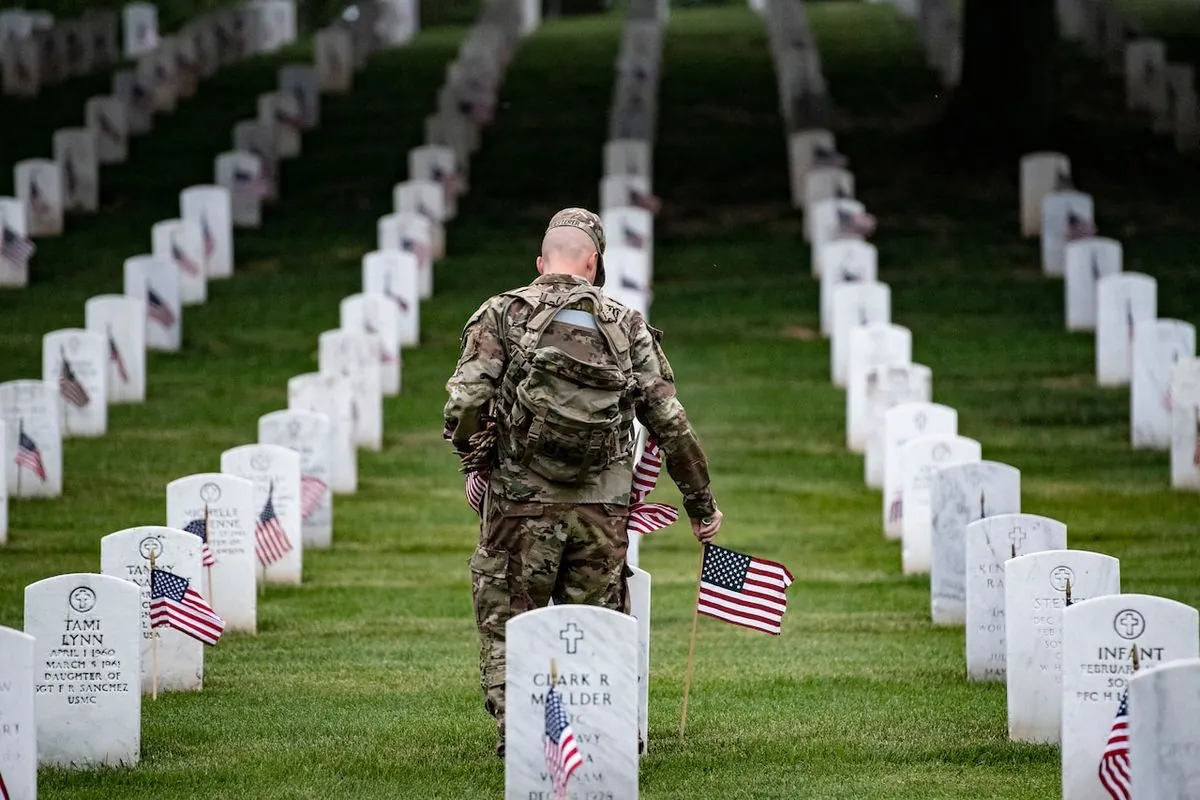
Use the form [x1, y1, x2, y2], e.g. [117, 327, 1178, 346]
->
[945, 0, 1059, 155]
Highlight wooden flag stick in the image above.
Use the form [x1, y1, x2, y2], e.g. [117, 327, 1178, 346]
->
[550, 658, 558, 687]
[149, 549, 159, 701]
[1131, 645, 1141, 673]
[1064, 577, 1073, 606]
[678, 544, 707, 743]
[204, 503, 214, 607]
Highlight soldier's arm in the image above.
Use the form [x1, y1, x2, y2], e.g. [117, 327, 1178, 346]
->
[443, 299, 507, 455]
[628, 314, 717, 519]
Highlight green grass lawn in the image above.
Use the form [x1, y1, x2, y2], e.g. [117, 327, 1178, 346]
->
[1, 4, 1198, 798]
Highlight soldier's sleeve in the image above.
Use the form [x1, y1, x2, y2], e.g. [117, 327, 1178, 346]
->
[628, 313, 717, 520]
[443, 298, 507, 454]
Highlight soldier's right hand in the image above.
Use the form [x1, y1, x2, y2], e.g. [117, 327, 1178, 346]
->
[691, 508, 722, 543]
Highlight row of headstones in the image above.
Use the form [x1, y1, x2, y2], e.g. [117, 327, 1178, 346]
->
[1020, 151, 1200, 490]
[773, 16, 1200, 797]
[504, 10, 662, 797]
[0, 1, 305, 288]
[0, 6, 438, 789]
[754, 0, 831, 133]
[0, 8, 121, 94]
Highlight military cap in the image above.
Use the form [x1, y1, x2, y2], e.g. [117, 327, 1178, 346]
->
[546, 207, 606, 287]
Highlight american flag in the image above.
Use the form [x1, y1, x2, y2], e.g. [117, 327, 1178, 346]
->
[172, 238, 202, 277]
[697, 544, 794, 635]
[627, 438, 679, 535]
[543, 686, 583, 800]
[255, 482, 293, 567]
[629, 189, 662, 214]
[1067, 210, 1097, 241]
[402, 237, 431, 264]
[466, 470, 488, 514]
[888, 494, 902, 523]
[812, 144, 848, 168]
[108, 329, 130, 384]
[274, 108, 303, 130]
[1, 225, 36, 268]
[201, 213, 216, 260]
[837, 206, 877, 238]
[233, 168, 268, 198]
[1097, 689, 1131, 800]
[430, 164, 461, 196]
[300, 474, 327, 521]
[28, 178, 50, 219]
[58, 356, 90, 408]
[620, 273, 645, 293]
[147, 288, 176, 328]
[16, 426, 47, 482]
[385, 277, 410, 313]
[623, 225, 646, 249]
[98, 112, 122, 143]
[149, 568, 225, 646]
[183, 517, 216, 567]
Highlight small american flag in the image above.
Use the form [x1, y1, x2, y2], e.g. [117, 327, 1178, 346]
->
[108, 329, 130, 384]
[147, 288, 176, 328]
[183, 517, 216, 567]
[620, 273, 645, 293]
[629, 189, 661, 214]
[837, 206, 877, 238]
[149, 568, 225, 646]
[274, 108, 303, 130]
[201, 213, 216, 260]
[58, 356, 90, 408]
[812, 144, 848, 168]
[697, 544, 794, 635]
[543, 686, 583, 800]
[1097, 689, 1131, 800]
[1067, 210, 1097, 241]
[233, 168, 268, 198]
[466, 471, 488, 514]
[1, 225, 36, 268]
[888, 494, 902, 523]
[300, 474, 327, 521]
[402, 237, 431, 264]
[627, 438, 679, 535]
[255, 482, 293, 566]
[28, 178, 51, 219]
[431, 164, 460, 196]
[16, 427, 47, 482]
[172, 238, 202, 277]
[623, 225, 646, 249]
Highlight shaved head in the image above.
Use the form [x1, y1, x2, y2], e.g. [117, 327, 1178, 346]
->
[537, 225, 598, 282]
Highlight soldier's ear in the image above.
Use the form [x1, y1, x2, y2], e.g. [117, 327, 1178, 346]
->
[536, 255, 546, 275]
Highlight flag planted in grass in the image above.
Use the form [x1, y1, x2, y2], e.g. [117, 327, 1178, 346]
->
[150, 567, 225, 646]
[255, 482, 292, 566]
[543, 685, 582, 800]
[147, 288, 176, 328]
[697, 544, 793, 635]
[108, 328, 130, 383]
[1, 225, 36, 267]
[183, 517, 216, 567]
[58, 355, 90, 408]
[1097, 688, 1130, 800]
[16, 425, 46, 482]
[300, 475, 327, 520]
[1067, 210, 1097, 241]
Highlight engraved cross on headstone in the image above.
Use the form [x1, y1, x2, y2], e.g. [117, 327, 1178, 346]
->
[1008, 526, 1026, 554]
[559, 623, 584, 655]
[1117, 611, 1142, 638]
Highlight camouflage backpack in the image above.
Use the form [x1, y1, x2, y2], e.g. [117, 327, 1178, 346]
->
[496, 284, 636, 485]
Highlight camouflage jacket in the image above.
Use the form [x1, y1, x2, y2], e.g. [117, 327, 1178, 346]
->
[444, 273, 716, 519]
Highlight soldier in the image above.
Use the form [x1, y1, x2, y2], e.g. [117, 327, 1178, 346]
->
[443, 207, 723, 756]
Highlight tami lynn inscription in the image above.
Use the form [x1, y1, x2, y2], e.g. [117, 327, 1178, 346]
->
[39, 586, 131, 704]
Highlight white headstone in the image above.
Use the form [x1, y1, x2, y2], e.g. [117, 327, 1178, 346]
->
[232, 122, 278, 204]
[318, 329, 383, 452]
[0, 380, 62, 498]
[804, 166, 854, 241]
[602, 207, 654, 269]
[220, 444, 302, 585]
[788, 129, 835, 208]
[964, 513, 1067, 682]
[1170, 358, 1200, 490]
[0, 626, 35, 796]
[863, 363, 932, 481]
[84, 294, 146, 404]
[377, 212, 434, 299]
[15, 159, 64, 237]
[845, 323, 912, 452]
[123, 254, 182, 352]
[904, 437, 982, 577]
[1062, 594, 1200, 800]
[882, 402, 957, 539]
[603, 139, 652, 182]
[42, 328, 106, 438]
[818, 240, 876, 337]
[1132, 319, 1195, 450]
[288, 372, 357, 494]
[258, 410, 333, 549]
[1020, 151, 1070, 237]
[53, 128, 99, 214]
[215, 151, 266, 228]
[0, 197, 32, 288]
[504, 606, 638, 799]
[99, 526, 204, 693]
[408, 145, 460, 218]
[122, 2, 157, 58]
[930, 461, 1022, 625]
[1096, 272, 1157, 386]
[25, 573, 141, 766]
[86, 95, 129, 164]
[810, 198, 871, 276]
[1005, 549, 1121, 744]
[1064, 237, 1122, 332]
[151, 218, 207, 306]
[628, 565, 650, 751]
[2, 35, 40, 98]
[180, 185, 234, 280]
[1129, 658, 1200, 798]
[1125, 38, 1167, 111]
[111, 69, 152, 136]
[315, 27, 353, 93]
[362, 250, 420, 348]
[1041, 191, 1095, 276]
[165, 473, 258, 633]
[830, 282, 891, 387]
[340, 294, 402, 396]
[279, 64, 319, 129]
[257, 91, 302, 160]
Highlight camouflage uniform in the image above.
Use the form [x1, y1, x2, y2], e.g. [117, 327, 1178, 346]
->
[443, 209, 716, 741]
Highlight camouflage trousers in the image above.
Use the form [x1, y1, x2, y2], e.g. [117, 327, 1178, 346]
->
[469, 494, 631, 737]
